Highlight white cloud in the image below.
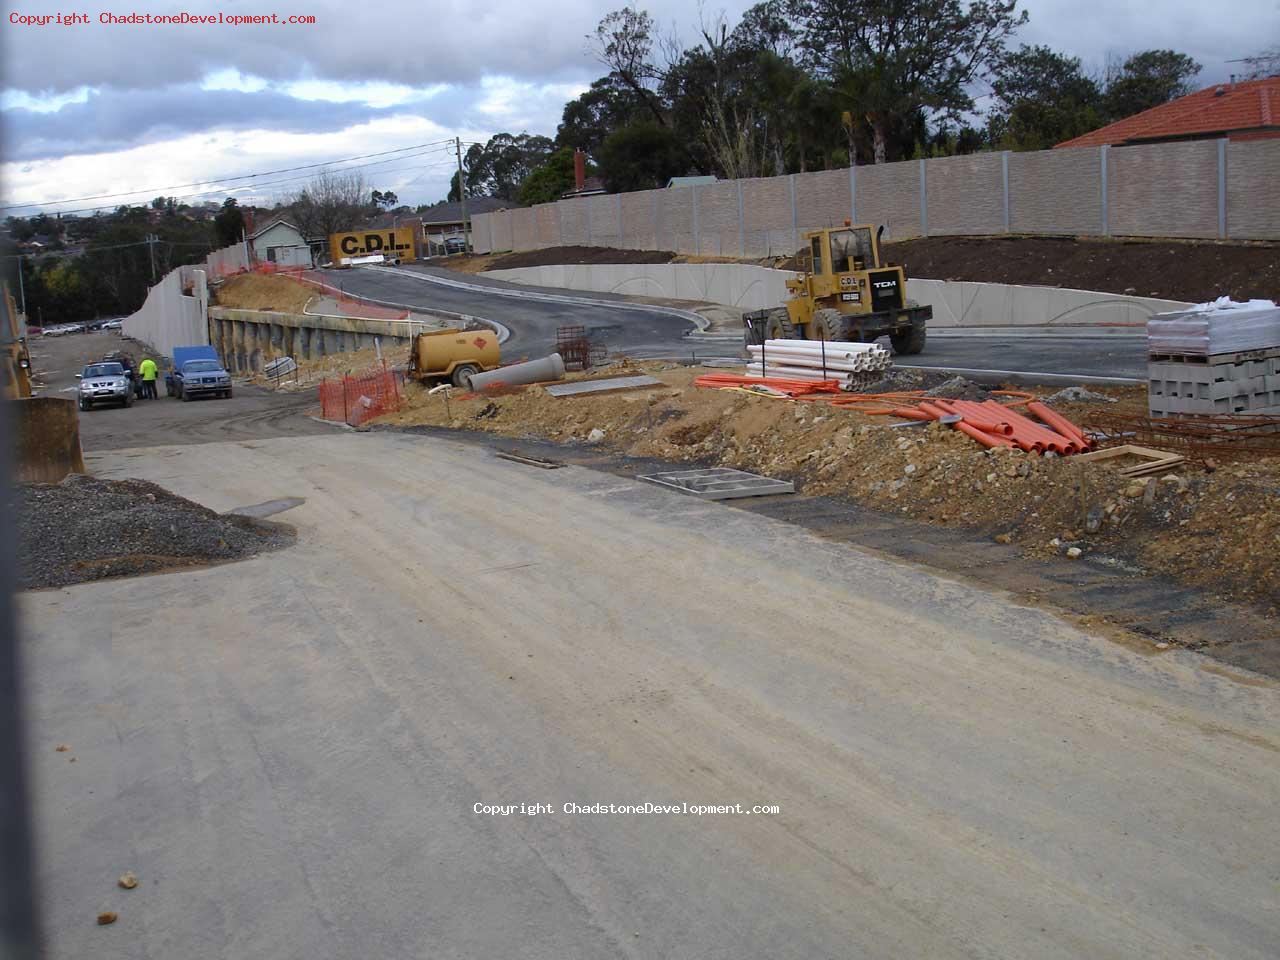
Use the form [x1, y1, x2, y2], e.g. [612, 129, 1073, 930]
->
[0, 86, 95, 112]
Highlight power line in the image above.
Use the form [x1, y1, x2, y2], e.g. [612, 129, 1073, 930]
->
[1, 138, 460, 213]
[10, 148, 460, 217]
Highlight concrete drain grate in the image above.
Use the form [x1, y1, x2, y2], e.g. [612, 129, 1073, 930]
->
[638, 467, 794, 500]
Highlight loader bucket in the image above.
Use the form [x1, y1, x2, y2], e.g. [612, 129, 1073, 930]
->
[10, 397, 86, 484]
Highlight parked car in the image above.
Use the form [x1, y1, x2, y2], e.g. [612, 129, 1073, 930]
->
[42, 324, 73, 337]
[101, 318, 123, 330]
[76, 361, 133, 410]
[444, 236, 467, 254]
[166, 346, 232, 400]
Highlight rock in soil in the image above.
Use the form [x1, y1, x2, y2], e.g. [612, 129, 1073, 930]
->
[14, 474, 294, 590]
[924, 376, 990, 401]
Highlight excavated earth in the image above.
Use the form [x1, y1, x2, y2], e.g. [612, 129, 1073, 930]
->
[373, 361, 1280, 627]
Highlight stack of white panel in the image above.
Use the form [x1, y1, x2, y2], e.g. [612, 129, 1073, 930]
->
[1148, 298, 1280, 356]
[746, 338, 891, 385]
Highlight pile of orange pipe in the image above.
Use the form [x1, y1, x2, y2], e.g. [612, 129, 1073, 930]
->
[692, 373, 844, 397]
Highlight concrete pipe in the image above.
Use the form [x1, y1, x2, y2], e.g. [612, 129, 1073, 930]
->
[467, 353, 566, 392]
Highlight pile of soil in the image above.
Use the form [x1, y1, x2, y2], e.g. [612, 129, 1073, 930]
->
[879, 235, 1280, 303]
[15, 475, 293, 589]
[487, 245, 678, 270]
[373, 362, 1280, 615]
[212, 274, 316, 313]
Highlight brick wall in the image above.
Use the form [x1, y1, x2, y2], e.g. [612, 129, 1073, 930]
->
[1108, 140, 1218, 239]
[473, 140, 1280, 254]
[1226, 139, 1280, 240]
[927, 153, 1005, 235]
[1008, 148, 1101, 235]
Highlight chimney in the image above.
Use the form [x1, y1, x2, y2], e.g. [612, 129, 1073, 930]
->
[573, 149, 586, 192]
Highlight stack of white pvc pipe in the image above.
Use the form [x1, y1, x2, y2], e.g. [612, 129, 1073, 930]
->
[746, 338, 891, 383]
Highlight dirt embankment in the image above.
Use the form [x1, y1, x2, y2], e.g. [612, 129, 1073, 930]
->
[374, 362, 1280, 618]
[880, 236, 1280, 302]
[211, 273, 316, 313]
[449, 236, 1278, 304]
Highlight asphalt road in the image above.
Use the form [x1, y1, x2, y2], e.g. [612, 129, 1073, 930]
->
[321, 263, 696, 359]
[21, 425, 1280, 958]
[324, 263, 1149, 380]
[28, 330, 333, 451]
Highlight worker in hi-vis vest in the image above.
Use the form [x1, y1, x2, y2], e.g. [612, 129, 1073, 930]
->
[138, 357, 158, 400]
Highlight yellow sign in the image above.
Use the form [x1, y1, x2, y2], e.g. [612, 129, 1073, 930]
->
[329, 226, 415, 264]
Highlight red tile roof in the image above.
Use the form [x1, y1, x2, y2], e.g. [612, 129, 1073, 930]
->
[1055, 77, 1280, 149]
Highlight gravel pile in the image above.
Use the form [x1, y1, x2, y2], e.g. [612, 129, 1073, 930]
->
[15, 474, 293, 589]
[923, 375, 990, 401]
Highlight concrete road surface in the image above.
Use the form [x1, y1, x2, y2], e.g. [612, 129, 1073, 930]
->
[322, 263, 696, 359]
[21, 430, 1280, 959]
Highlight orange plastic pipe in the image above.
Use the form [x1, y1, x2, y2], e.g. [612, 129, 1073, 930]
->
[1026, 401, 1090, 448]
[955, 421, 1014, 448]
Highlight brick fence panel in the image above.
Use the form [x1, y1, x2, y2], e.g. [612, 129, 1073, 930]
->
[926, 153, 1005, 235]
[742, 176, 793, 257]
[534, 203, 559, 248]
[1008, 148, 1102, 235]
[559, 198, 589, 245]
[855, 160, 921, 241]
[1227, 139, 1280, 240]
[589, 194, 621, 246]
[621, 190, 659, 249]
[794, 168, 852, 240]
[697, 181, 741, 255]
[510, 207, 537, 250]
[659, 188, 695, 253]
[1108, 140, 1218, 239]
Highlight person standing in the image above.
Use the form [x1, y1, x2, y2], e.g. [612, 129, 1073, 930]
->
[138, 356, 158, 400]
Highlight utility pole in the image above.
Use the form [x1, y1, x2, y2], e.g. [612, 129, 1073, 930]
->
[455, 137, 470, 255]
[146, 233, 158, 282]
[15, 254, 26, 318]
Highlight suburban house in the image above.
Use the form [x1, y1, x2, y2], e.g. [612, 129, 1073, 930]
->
[418, 197, 516, 252]
[1056, 76, 1280, 149]
[248, 217, 313, 268]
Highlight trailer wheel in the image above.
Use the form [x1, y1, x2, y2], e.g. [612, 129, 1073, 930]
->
[451, 364, 480, 388]
[764, 308, 797, 341]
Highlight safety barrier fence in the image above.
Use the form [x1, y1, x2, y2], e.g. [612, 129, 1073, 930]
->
[318, 366, 405, 427]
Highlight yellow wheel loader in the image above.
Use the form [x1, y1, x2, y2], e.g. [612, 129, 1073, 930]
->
[746, 223, 930, 354]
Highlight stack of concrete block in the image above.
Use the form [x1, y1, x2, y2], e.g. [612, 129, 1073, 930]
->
[1147, 299, 1280, 416]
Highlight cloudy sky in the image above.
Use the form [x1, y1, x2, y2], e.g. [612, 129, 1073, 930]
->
[1, 0, 1275, 216]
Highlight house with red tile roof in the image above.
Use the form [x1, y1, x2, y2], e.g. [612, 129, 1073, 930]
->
[1055, 77, 1280, 150]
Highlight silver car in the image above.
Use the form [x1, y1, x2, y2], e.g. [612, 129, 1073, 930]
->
[77, 361, 134, 410]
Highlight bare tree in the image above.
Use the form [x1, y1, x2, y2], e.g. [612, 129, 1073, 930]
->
[284, 169, 370, 240]
[591, 7, 670, 126]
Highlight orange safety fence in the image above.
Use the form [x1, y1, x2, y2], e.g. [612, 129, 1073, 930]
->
[318, 367, 404, 427]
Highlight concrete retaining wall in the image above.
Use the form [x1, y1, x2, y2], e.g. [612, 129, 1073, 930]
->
[483, 263, 1190, 328]
[472, 139, 1280, 254]
[208, 307, 421, 374]
[122, 264, 209, 359]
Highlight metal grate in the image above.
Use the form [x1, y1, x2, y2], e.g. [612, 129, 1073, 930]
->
[638, 467, 794, 500]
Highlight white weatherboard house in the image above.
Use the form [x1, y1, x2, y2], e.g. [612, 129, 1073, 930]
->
[249, 218, 313, 268]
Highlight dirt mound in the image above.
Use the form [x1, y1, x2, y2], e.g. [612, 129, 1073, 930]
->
[880, 235, 1280, 303]
[212, 274, 316, 313]
[487, 245, 678, 270]
[373, 362, 1280, 615]
[15, 474, 293, 589]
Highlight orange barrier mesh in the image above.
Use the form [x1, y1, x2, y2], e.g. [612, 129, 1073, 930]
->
[318, 367, 404, 426]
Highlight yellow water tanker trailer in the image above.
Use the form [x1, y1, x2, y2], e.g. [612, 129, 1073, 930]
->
[406, 328, 500, 387]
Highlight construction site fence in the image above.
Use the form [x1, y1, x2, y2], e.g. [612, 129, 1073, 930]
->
[318, 367, 405, 427]
[471, 138, 1280, 257]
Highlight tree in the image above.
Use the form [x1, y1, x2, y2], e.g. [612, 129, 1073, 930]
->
[1103, 50, 1201, 119]
[988, 45, 1102, 149]
[460, 133, 556, 200]
[285, 170, 369, 239]
[213, 198, 245, 248]
[518, 147, 584, 205]
[598, 121, 686, 192]
[591, 7, 669, 127]
[557, 75, 650, 157]
[787, 0, 1028, 163]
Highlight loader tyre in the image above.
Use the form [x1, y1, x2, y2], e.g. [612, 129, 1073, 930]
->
[809, 308, 846, 342]
[451, 363, 480, 389]
[891, 322, 927, 355]
[764, 308, 797, 341]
